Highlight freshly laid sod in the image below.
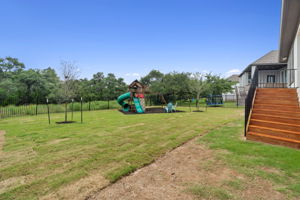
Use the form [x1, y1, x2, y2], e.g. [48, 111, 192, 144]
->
[0, 107, 242, 200]
[196, 120, 300, 199]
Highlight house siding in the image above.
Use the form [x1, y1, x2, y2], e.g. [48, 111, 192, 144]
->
[239, 72, 250, 87]
[287, 23, 300, 101]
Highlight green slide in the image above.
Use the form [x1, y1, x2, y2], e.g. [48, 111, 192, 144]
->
[133, 97, 144, 113]
[117, 92, 131, 112]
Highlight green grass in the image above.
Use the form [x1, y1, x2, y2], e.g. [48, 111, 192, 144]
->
[0, 107, 241, 199]
[188, 184, 234, 200]
[198, 120, 300, 198]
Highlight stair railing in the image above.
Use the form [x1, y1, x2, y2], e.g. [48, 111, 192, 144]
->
[245, 68, 258, 136]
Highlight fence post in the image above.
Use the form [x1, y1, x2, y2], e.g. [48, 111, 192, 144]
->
[189, 99, 191, 112]
[88, 99, 91, 111]
[35, 96, 39, 115]
[107, 99, 110, 109]
[81, 97, 83, 123]
[47, 98, 50, 124]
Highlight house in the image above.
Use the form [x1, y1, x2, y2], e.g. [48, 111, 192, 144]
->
[243, 0, 300, 149]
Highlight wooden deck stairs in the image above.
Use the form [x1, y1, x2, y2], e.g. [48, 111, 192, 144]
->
[246, 88, 300, 149]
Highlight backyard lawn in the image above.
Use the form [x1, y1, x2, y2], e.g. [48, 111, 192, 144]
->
[0, 107, 242, 200]
[190, 120, 300, 199]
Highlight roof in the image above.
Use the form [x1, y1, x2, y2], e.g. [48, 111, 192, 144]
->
[251, 50, 280, 65]
[129, 80, 144, 89]
[239, 50, 286, 77]
[227, 75, 239, 82]
[279, 0, 300, 62]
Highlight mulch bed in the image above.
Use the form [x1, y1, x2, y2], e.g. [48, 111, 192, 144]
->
[119, 107, 185, 115]
[55, 121, 76, 124]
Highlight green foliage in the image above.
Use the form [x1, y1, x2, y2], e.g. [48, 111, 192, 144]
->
[205, 73, 235, 95]
[140, 70, 236, 104]
[0, 57, 127, 106]
[0, 57, 235, 108]
[188, 184, 234, 200]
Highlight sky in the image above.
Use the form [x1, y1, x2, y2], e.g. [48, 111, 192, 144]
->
[0, 0, 282, 83]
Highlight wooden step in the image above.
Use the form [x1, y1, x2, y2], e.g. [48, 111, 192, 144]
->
[256, 92, 297, 96]
[252, 109, 300, 118]
[253, 104, 300, 111]
[248, 125, 300, 140]
[254, 100, 299, 106]
[255, 96, 299, 101]
[257, 88, 297, 92]
[250, 119, 300, 132]
[251, 113, 300, 124]
[247, 132, 300, 149]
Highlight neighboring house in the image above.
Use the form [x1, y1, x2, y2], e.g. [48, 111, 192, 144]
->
[243, 0, 300, 149]
[222, 75, 240, 102]
[227, 74, 239, 84]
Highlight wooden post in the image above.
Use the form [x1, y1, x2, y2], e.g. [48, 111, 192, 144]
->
[81, 97, 83, 123]
[35, 96, 38, 115]
[47, 99, 50, 124]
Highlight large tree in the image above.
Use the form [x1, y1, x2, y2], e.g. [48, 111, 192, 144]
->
[205, 74, 234, 95]
[59, 60, 79, 121]
[191, 72, 208, 110]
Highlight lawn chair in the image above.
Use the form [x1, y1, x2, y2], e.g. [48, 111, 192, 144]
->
[172, 103, 177, 112]
[165, 102, 176, 113]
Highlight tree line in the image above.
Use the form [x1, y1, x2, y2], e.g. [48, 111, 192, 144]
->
[0, 57, 236, 106]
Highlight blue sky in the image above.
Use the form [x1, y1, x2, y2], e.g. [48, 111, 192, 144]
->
[0, 0, 282, 83]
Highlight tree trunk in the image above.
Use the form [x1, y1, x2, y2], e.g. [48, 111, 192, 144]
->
[65, 102, 68, 122]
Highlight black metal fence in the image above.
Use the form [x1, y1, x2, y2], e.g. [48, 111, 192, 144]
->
[0, 93, 246, 119]
[0, 99, 120, 119]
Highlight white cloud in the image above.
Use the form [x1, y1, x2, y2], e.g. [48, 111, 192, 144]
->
[124, 72, 142, 84]
[225, 69, 241, 77]
[125, 73, 140, 77]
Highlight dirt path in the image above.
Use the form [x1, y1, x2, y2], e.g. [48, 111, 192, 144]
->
[87, 135, 285, 200]
[0, 130, 5, 155]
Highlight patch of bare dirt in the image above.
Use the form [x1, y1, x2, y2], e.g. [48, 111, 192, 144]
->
[41, 173, 109, 200]
[119, 123, 145, 129]
[260, 167, 282, 175]
[47, 138, 70, 145]
[87, 133, 287, 200]
[0, 176, 27, 194]
[0, 130, 5, 155]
